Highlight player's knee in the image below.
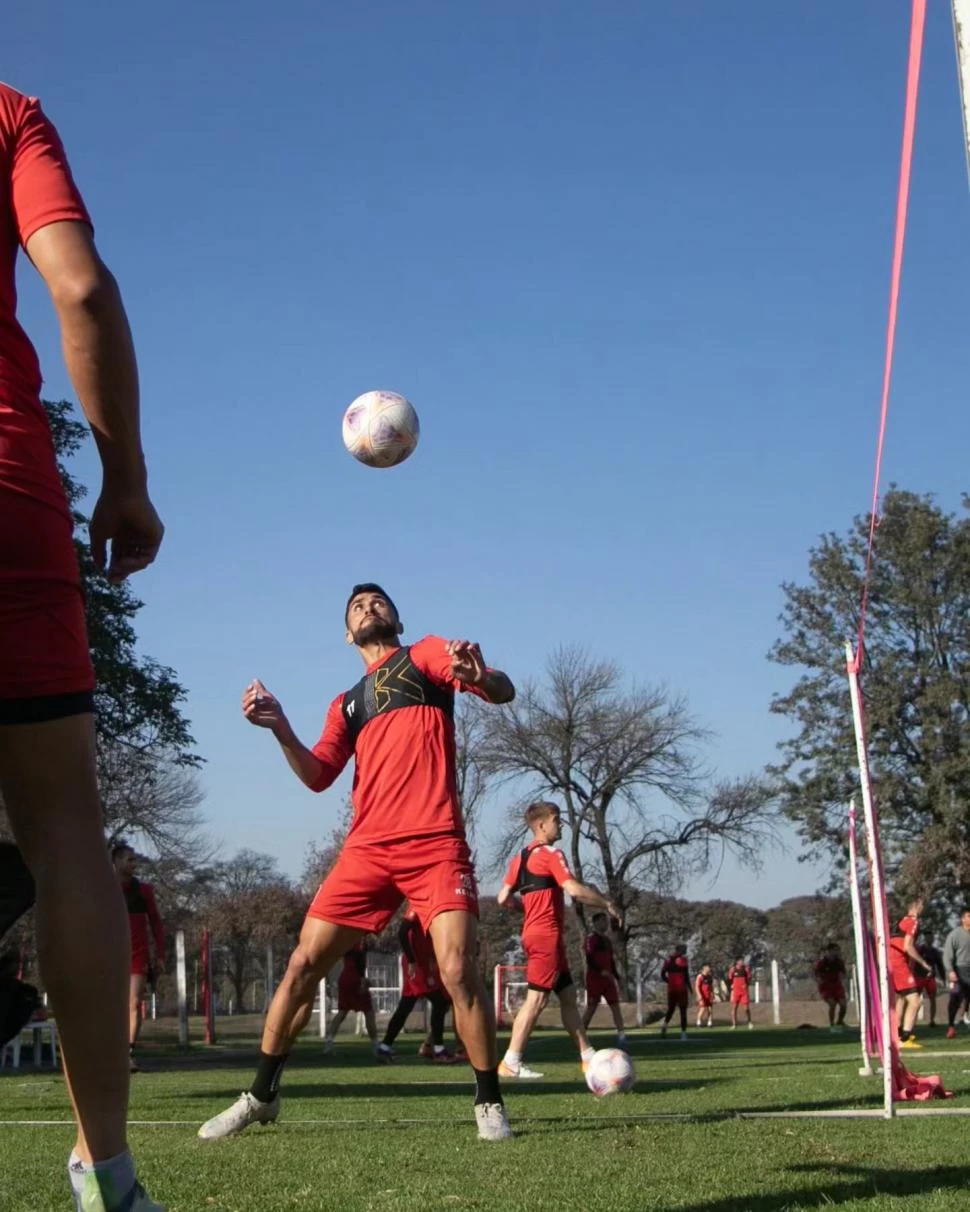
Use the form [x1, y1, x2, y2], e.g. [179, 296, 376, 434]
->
[283, 946, 323, 999]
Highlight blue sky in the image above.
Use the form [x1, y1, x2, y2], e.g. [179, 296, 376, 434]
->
[6, 1, 970, 907]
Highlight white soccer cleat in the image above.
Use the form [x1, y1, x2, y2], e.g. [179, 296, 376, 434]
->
[198, 1091, 280, 1140]
[747, 1022, 754, 1030]
[679, 1031, 688, 1041]
[74, 1177, 166, 1212]
[498, 1060, 543, 1079]
[475, 1102, 513, 1141]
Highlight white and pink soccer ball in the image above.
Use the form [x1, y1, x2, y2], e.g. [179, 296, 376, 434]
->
[585, 1048, 636, 1098]
[341, 390, 420, 468]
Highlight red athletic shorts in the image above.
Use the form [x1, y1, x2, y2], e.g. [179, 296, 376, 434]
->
[667, 988, 689, 1011]
[586, 971, 620, 1006]
[307, 835, 478, 934]
[337, 970, 373, 1013]
[523, 934, 571, 993]
[921, 977, 938, 997]
[402, 962, 438, 1000]
[818, 982, 845, 1003]
[731, 991, 750, 1007]
[890, 961, 919, 996]
[0, 476, 94, 718]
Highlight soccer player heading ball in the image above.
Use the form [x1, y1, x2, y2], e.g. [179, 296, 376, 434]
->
[198, 584, 515, 1142]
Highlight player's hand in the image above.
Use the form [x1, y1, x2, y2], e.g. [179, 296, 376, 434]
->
[242, 680, 287, 730]
[606, 903, 623, 927]
[89, 486, 164, 584]
[447, 640, 486, 686]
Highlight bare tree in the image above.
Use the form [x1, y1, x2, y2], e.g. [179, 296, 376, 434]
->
[99, 743, 210, 868]
[480, 647, 778, 985]
[455, 696, 489, 841]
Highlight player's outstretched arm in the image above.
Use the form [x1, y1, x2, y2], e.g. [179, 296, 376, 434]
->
[241, 679, 327, 789]
[562, 879, 620, 923]
[496, 884, 522, 913]
[447, 641, 515, 704]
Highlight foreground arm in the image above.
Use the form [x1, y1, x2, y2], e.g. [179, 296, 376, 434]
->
[562, 878, 619, 922]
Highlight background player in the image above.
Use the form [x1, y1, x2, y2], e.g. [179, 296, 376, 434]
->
[323, 940, 378, 1054]
[813, 942, 847, 1032]
[659, 944, 690, 1040]
[694, 963, 715, 1028]
[111, 843, 165, 1069]
[0, 81, 164, 1212]
[916, 931, 945, 1028]
[727, 958, 754, 1029]
[943, 909, 970, 1039]
[889, 898, 932, 1048]
[199, 585, 514, 1143]
[378, 905, 455, 1063]
[581, 911, 626, 1045]
[497, 801, 619, 1079]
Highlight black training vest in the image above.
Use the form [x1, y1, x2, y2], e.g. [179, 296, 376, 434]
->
[340, 646, 454, 748]
[512, 846, 558, 896]
[123, 877, 147, 915]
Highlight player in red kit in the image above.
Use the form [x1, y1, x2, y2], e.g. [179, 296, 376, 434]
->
[323, 940, 378, 1053]
[660, 945, 690, 1040]
[889, 898, 933, 1048]
[0, 81, 164, 1212]
[199, 586, 515, 1143]
[813, 943, 847, 1032]
[496, 801, 619, 1079]
[694, 964, 715, 1028]
[727, 959, 754, 1029]
[581, 911, 626, 1045]
[111, 844, 165, 1069]
[377, 905, 456, 1063]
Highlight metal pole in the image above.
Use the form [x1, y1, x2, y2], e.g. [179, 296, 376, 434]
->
[493, 965, 502, 1029]
[771, 960, 781, 1025]
[318, 979, 328, 1038]
[175, 930, 188, 1050]
[846, 642, 894, 1118]
[265, 941, 275, 1012]
[635, 961, 644, 1028]
[953, 0, 970, 194]
[848, 801, 873, 1076]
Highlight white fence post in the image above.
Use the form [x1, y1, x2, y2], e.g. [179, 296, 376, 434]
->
[318, 980, 328, 1037]
[175, 930, 188, 1049]
[635, 962, 644, 1027]
[771, 960, 781, 1025]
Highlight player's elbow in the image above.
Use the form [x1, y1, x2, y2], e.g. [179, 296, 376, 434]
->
[49, 258, 118, 314]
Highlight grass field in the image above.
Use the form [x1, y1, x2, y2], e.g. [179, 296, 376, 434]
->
[3, 1022, 970, 1211]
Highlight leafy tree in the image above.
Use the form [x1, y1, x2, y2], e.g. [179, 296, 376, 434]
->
[763, 895, 852, 983]
[481, 647, 778, 986]
[201, 850, 304, 1011]
[770, 489, 970, 906]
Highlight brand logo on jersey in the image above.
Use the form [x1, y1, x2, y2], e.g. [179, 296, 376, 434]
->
[373, 651, 427, 712]
[346, 700, 355, 716]
[454, 872, 477, 898]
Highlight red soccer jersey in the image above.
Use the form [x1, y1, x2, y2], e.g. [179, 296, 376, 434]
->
[585, 931, 616, 976]
[814, 955, 846, 985]
[122, 878, 165, 961]
[661, 953, 690, 993]
[0, 83, 91, 506]
[309, 637, 490, 847]
[695, 972, 714, 1003]
[341, 941, 367, 978]
[728, 964, 752, 996]
[502, 841, 574, 941]
[890, 915, 919, 974]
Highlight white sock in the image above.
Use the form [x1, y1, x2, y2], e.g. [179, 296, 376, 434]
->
[580, 1047, 596, 1063]
[68, 1150, 136, 1208]
[504, 1050, 521, 1068]
[433, 1044, 446, 1054]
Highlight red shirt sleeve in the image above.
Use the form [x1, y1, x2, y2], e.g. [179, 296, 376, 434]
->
[6, 92, 91, 246]
[502, 855, 521, 888]
[409, 635, 492, 701]
[532, 845, 574, 886]
[309, 696, 353, 792]
[141, 882, 165, 957]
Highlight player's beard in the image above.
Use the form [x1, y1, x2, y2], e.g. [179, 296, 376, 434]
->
[352, 617, 398, 646]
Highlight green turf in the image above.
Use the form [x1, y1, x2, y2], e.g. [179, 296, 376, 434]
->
[3, 1026, 970, 1210]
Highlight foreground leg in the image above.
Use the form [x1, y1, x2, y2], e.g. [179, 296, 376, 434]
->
[0, 713, 161, 1210]
[199, 917, 361, 1140]
[430, 910, 511, 1140]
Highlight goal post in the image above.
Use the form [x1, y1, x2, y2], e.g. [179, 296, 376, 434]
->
[493, 964, 527, 1029]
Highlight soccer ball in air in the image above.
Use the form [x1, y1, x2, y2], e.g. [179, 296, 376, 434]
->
[585, 1048, 636, 1098]
[342, 390, 420, 468]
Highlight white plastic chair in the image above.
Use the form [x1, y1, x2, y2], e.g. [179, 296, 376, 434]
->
[1, 1019, 58, 1070]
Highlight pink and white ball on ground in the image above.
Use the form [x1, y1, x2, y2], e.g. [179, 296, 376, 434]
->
[341, 390, 420, 468]
[585, 1048, 636, 1097]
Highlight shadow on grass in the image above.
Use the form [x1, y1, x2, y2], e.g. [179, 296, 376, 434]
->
[669, 1163, 970, 1211]
[183, 1075, 726, 1101]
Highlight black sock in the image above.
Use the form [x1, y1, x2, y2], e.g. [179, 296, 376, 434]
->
[251, 1051, 289, 1103]
[899, 1029, 911, 1042]
[473, 1066, 502, 1106]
